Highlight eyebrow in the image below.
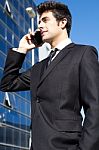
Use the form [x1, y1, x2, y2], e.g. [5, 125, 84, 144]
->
[39, 16, 50, 24]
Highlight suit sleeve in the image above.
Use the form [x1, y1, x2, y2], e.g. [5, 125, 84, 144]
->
[79, 46, 99, 150]
[0, 49, 31, 92]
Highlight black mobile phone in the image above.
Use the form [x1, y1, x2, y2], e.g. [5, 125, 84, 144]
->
[31, 31, 43, 46]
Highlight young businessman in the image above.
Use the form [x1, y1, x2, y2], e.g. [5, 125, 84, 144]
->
[0, 1, 99, 150]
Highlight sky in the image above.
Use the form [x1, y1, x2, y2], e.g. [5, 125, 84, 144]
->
[34, 0, 99, 51]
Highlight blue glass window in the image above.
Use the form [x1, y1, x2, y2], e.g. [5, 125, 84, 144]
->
[13, 111, 20, 128]
[0, 51, 6, 68]
[6, 127, 13, 144]
[25, 91, 31, 101]
[0, 145, 6, 150]
[12, 7, 19, 25]
[19, 16, 25, 31]
[26, 118, 31, 131]
[26, 101, 31, 116]
[0, 125, 6, 143]
[0, 105, 6, 123]
[12, 0, 18, 10]
[34, 48, 39, 63]
[0, 0, 5, 7]
[20, 115, 26, 130]
[7, 28, 12, 44]
[6, 15, 13, 29]
[0, 38, 6, 52]
[21, 131, 29, 147]
[7, 42, 12, 51]
[20, 100, 26, 114]
[0, 7, 6, 22]
[26, 51, 32, 63]
[14, 36, 19, 47]
[0, 22, 5, 38]
[19, 5, 24, 17]
[13, 129, 21, 146]
[0, 69, 3, 79]
[13, 22, 19, 37]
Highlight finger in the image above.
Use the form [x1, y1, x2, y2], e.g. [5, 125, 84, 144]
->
[28, 28, 35, 37]
[28, 28, 32, 34]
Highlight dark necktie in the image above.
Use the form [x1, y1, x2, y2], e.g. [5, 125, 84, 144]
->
[48, 48, 59, 65]
[44, 48, 59, 70]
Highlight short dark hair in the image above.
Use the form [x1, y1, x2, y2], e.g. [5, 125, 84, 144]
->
[37, 1, 72, 37]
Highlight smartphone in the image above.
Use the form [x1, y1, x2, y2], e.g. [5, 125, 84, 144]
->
[31, 31, 43, 46]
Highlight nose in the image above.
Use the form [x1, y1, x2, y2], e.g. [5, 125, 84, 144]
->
[38, 23, 42, 29]
[38, 21, 45, 29]
[38, 23, 41, 28]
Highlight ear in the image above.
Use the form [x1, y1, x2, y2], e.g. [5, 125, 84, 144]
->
[60, 18, 67, 29]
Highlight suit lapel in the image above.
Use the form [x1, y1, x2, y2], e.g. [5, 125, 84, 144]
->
[37, 43, 75, 88]
[39, 57, 49, 79]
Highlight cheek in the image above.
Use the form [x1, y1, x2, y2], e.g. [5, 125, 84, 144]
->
[49, 25, 58, 34]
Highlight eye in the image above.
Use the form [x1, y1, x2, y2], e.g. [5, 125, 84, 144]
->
[42, 17, 50, 23]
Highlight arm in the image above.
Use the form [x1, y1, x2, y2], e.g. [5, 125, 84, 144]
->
[0, 31, 41, 92]
[0, 49, 31, 91]
[79, 46, 99, 150]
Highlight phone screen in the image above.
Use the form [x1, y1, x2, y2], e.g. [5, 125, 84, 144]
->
[31, 31, 43, 46]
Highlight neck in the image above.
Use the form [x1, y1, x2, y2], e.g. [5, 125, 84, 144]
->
[50, 32, 68, 48]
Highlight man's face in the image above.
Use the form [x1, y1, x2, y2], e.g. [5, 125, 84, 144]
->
[38, 11, 63, 44]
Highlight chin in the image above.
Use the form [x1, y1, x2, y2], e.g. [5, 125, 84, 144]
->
[43, 38, 49, 43]
[43, 37, 51, 43]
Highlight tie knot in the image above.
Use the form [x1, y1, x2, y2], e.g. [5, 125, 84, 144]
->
[46, 48, 59, 67]
[50, 48, 59, 60]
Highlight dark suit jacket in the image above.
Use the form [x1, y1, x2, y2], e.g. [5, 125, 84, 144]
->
[1, 43, 99, 150]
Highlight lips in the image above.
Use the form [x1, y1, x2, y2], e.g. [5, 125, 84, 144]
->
[40, 31, 47, 36]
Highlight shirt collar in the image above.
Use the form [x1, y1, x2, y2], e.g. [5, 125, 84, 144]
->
[55, 38, 72, 50]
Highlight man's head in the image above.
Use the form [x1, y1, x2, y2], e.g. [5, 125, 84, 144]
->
[37, 1, 72, 37]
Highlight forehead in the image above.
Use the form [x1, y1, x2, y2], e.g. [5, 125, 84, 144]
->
[39, 11, 54, 20]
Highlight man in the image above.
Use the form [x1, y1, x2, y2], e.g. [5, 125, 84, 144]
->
[0, 1, 99, 150]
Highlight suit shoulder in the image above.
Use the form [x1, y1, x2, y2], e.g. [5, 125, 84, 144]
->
[74, 43, 96, 49]
[70, 43, 98, 63]
[73, 43, 98, 55]
[32, 56, 48, 70]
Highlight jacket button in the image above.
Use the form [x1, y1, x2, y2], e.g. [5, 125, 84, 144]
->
[36, 98, 40, 103]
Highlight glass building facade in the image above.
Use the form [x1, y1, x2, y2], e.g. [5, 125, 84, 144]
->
[0, 0, 38, 150]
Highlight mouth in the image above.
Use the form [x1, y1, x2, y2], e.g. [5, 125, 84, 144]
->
[40, 30, 48, 36]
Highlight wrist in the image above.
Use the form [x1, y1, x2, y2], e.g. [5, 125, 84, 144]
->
[18, 47, 28, 54]
[14, 47, 28, 54]
[12, 48, 27, 54]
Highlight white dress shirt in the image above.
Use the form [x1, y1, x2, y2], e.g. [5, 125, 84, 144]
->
[12, 38, 72, 59]
[50, 38, 72, 60]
